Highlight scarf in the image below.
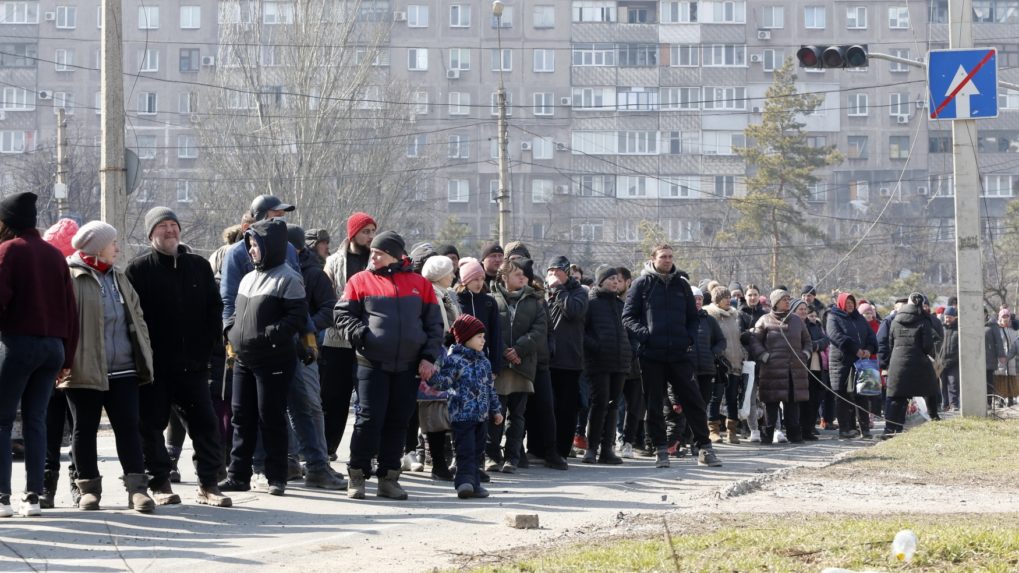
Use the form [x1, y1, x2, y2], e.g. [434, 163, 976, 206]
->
[78, 252, 112, 274]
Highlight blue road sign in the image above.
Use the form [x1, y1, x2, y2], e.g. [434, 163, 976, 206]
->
[928, 48, 998, 120]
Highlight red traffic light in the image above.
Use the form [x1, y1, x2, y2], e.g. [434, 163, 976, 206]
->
[797, 46, 821, 67]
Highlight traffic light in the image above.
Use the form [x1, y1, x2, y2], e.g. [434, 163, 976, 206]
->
[797, 45, 868, 69]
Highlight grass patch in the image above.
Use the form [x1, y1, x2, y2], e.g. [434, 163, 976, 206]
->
[823, 418, 1019, 487]
[460, 514, 1019, 572]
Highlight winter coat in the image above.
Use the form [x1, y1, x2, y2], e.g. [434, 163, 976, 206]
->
[738, 303, 767, 332]
[940, 321, 960, 370]
[583, 286, 632, 374]
[0, 228, 79, 369]
[457, 289, 503, 374]
[335, 257, 444, 373]
[805, 317, 830, 372]
[825, 295, 878, 392]
[492, 284, 547, 385]
[426, 344, 502, 423]
[985, 321, 1010, 370]
[704, 303, 745, 369]
[885, 304, 938, 398]
[220, 231, 300, 320]
[62, 255, 154, 391]
[692, 309, 726, 376]
[746, 312, 811, 403]
[547, 277, 588, 371]
[225, 220, 308, 369]
[125, 246, 222, 378]
[299, 248, 337, 333]
[323, 241, 370, 349]
[622, 262, 698, 363]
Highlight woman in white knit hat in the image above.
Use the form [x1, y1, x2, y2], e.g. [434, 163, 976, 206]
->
[60, 221, 156, 513]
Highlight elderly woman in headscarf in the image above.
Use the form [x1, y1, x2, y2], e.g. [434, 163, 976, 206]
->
[826, 292, 878, 439]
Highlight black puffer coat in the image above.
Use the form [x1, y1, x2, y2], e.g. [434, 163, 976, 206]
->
[622, 262, 698, 363]
[692, 308, 726, 376]
[583, 286, 632, 374]
[884, 304, 938, 398]
[547, 277, 588, 371]
[940, 320, 959, 371]
[826, 295, 878, 393]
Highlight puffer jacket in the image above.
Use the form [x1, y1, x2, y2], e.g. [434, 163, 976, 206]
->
[583, 286, 632, 374]
[704, 303, 745, 369]
[826, 294, 878, 392]
[692, 308, 726, 376]
[746, 311, 812, 403]
[622, 262, 698, 363]
[225, 220, 308, 368]
[426, 344, 502, 423]
[323, 242, 370, 348]
[885, 304, 938, 398]
[547, 277, 588, 371]
[940, 320, 959, 370]
[299, 248, 336, 333]
[492, 283, 547, 383]
[805, 316, 830, 371]
[457, 288, 503, 374]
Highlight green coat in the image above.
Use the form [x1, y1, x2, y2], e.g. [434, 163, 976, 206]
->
[492, 284, 547, 387]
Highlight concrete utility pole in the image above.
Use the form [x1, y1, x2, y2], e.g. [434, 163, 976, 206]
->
[100, 0, 126, 233]
[493, 0, 510, 246]
[54, 108, 69, 218]
[950, 0, 989, 417]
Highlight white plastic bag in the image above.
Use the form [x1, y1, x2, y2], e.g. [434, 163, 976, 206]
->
[738, 361, 756, 421]
[904, 396, 930, 428]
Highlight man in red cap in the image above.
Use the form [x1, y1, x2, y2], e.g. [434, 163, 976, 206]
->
[320, 212, 377, 459]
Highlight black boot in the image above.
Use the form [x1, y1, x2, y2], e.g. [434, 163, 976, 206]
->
[41, 470, 58, 509]
[760, 426, 774, 445]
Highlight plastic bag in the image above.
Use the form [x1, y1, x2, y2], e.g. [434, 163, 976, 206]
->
[853, 358, 883, 396]
[905, 396, 930, 427]
[738, 361, 755, 421]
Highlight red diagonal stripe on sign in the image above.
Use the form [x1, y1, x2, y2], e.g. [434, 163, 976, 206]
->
[932, 50, 995, 119]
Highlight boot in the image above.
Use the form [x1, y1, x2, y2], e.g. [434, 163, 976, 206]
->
[760, 426, 775, 445]
[196, 484, 233, 507]
[123, 474, 156, 513]
[581, 448, 597, 464]
[168, 456, 181, 484]
[655, 447, 670, 468]
[598, 446, 623, 465]
[708, 421, 723, 443]
[41, 470, 58, 509]
[725, 419, 741, 445]
[150, 478, 182, 505]
[543, 450, 569, 471]
[376, 470, 408, 500]
[75, 477, 102, 510]
[347, 468, 366, 500]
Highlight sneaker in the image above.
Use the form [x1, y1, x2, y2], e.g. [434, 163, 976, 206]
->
[655, 449, 670, 469]
[217, 478, 251, 492]
[581, 449, 597, 464]
[860, 431, 874, 440]
[304, 467, 347, 490]
[620, 442, 635, 459]
[501, 461, 516, 474]
[19, 493, 41, 517]
[252, 472, 269, 492]
[286, 458, 305, 482]
[0, 495, 12, 518]
[749, 430, 762, 443]
[484, 459, 503, 472]
[572, 435, 588, 451]
[457, 483, 474, 499]
[430, 466, 454, 481]
[472, 485, 490, 498]
[479, 471, 491, 483]
[697, 448, 722, 467]
[803, 432, 820, 441]
[839, 429, 862, 440]
[400, 454, 413, 471]
[543, 453, 569, 471]
[774, 429, 788, 444]
[409, 453, 425, 472]
[267, 481, 286, 496]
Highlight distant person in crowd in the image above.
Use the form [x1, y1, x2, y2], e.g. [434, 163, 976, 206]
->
[882, 293, 939, 436]
[305, 229, 331, 265]
[480, 243, 504, 287]
[827, 292, 878, 439]
[545, 256, 589, 460]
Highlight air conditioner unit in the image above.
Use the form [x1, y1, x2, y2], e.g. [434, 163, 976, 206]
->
[393, 11, 407, 22]
[560, 96, 571, 106]
[555, 142, 567, 152]
[520, 141, 532, 151]
[201, 56, 216, 66]
[555, 185, 569, 195]
[917, 185, 929, 196]
[190, 114, 200, 123]
[749, 54, 762, 63]
[896, 115, 909, 124]
[879, 186, 891, 197]
[44, 11, 55, 21]
[751, 106, 762, 113]
[757, 30, 771, 40]
[38, 90, 52, 100]
[446, 69, 461, 80]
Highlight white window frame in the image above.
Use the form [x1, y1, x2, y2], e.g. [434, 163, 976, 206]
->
[533, 49, 555, 72]
[762, 49, 785, 72]
[407, 4, 428, 27]
[533, 137, 554, 159]
[179, 91, 198, 113]
[490, 91, 513, 116]
[709, 0, 745, 23]
[447, 134, 469, 159]
[1, 130, 33, 153]
[139, 48, 159, 72]
[532, 179, 552, 203]
[177, 134, 198, 159]
[54, 48, 74, 71]
[890, 48, 910, 72]
[572, 1, 617, 23]
[888, 6, 909, 29]
[703, 44, 746, 67]
[618, 175, 649, 197]
[406, 134, 425, 158]
[618, 131, 658, 155]
[703, 131, 746, 155]
[662, 87, 700, 110]
[889, 92, 909, 116]
[449, 4, 470, 27]
[176, 180, 195, 203]
[663, 175, 699, 198]
[661, 1, 697, 24]
[760, 5, 783, 29]
[617, 87, 659, 111]
[449, 48, 471, 71]
[1, 87, 34, 110]
[847, 135, 869, 159]
[703, 86, 747, 110]
[888, 135, 909, 159]
[804, 6, 825, 29]
[572, 87, 614, 110]
[0, 2, 39, 24]
[53, 91, 74, 115]
[983, 175, 1014, 197]
[55, 5, 76, 28]
[490, 5, 512, 27]
[846, 6, 866, 29]
[136, 134, 157, 159]
[447, 179, 469, 203]
[179, 5, 200, 29]
[670, 44, 699, 67]
[138, 92, 157, 114]
[138, 5, 159, 29]
[533, 92, 554, 116]
[491, 48, 511, 72]
[413, 90, 429, 114]
[572, 43, 617, 67]
[407, 48, 428, 71]
[714, 175, 735, 197]
[532, 5, 554, 28]
[847, 93, 869, 116]
[448, 92, 470, 116]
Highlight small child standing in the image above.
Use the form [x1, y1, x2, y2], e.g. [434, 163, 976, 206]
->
[426, 315, 503, 499]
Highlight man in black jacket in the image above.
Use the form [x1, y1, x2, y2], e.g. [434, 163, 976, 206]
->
[622, 244, 721, 469]
[545, 255, 589, 460]
[940, 307, 960, 410]
[126, 207, 232, 507]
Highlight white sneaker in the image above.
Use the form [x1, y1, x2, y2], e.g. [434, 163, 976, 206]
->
[410, 453, 424, 472]
[774, 429, 788, 444]
[749, 430, 762, 443]
[19, 493, 40, 517]
[252, 472, 269, 492]
[620, 442, 635, 459]
[0, 495, 12, 518]
[400, 454, 413, 471]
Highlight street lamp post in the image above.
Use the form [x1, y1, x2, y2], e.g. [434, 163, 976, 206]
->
[493, 0, 510, 246]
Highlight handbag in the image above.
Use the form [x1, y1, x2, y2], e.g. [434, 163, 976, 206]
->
[853, 358, 883, 396]
[418, 400, 451, 433]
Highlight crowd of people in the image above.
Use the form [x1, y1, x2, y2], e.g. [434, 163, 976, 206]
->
[0, 191, 1014, 516]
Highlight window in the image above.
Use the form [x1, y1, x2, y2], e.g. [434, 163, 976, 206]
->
[670, 44, 699, 66]
[176, 180, 195, 202]
[804, 6, 825, 28]
[889, 135, 909, 159]
[983, 175, 1014, 197]
[846, 6, 866, 29]
[714, 175, 735, 197]
[807, 182, 827, 202]
[661, 1, 697, 23]
[177, 134, 198, 158]
[664, 219, 696, 242]
[663, 176, 699, 198]
[533, 5, 555, 28]
[618, 131, 658, 154]
[703, 86, 746, 110]
[0, 44, 37, 67]
[491, 48, 511, 71]
[572, 1, 616, 22]
[489, 91, 512, 116]
[571, 131, 616, 154]
[1, 130, 33, 153]
[532, 179, 552, 203]
[0, 2, 39, 23]
[617, 87, 659, 111]
[578, 174, 614, 196]
[666, 131, 698, 154]
[627, 6, 650, 22]
[617, 219, 639, 242]
[263, 1, 294, 23]
[449, 48, 470, 70]
[703, 44, 746, 67]
[447, 179, 469, 203]
[179, 91, 198, 113]
[1000, 88, 1019, 110]
[572, 87, 614, 109]
[760, 5, 782, 28]
[572, 43, 616, 66]
[354, 46, 389, 67]
[847, 93, 868, 116]
[888, 6, 909, 28]
[710, 1, 744, 23]
[407, 48, 428, 70]
[53, 91, 74, 115]
[139, 49, 159, 72]
[762, 49, 785, 72]
[533, 137, 554, 159]
[1, 87, 33, 110]
[447, 134, 469, 159]
[490, 6, 512, 27]
[138, 6, 158, 28]
[355, 85, 379, 110]
[703, 132, 745, 155]
[619, 175, 649, 197]
[54, 48, 74, 71]
[180, 5, 200, 28]
[930, 133, 952, 153]
[930, 174, 954, 197]
[448, 92, 470, 115]
[55, 5, 76, 28]
[533, 92, 554, 116]
[618, 44, 658, 67]
[179, 48, 200, 72]
[889, 92, 909, 116]
[449, 4, 470, 27]
[138, 92, 157, 114]
[889, 48, 910, 72]
[662, 87, 700, 110]
[572, 220, 604, 242]
[136, 135, 157, 159]
[407, 4, 428, 27]
[533, 49, 554, 72]
[806, 135, 827, 148]
[847, 135, 869, 159]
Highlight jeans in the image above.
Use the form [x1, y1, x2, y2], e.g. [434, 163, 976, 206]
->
[487, 392, 528, 464]
[347, 365, 416, 476]
[524, 367, 557, 457]
[287, 360, 330, 471]
[639, 358, 710, 448]
[586, 371, 625, 453]
[941, 365, 960, 409]
[620, 377, 644, 445]
[0, 335, 63, 495]
[140, 371, 224, 488]
[228, 359, 294, 484]
[66, 377, 146, 479]
[884, 397, 909, 434]
[45, 389, 73, 474]
[574, 373, 590, 439]
[319, 346, 357, 456]
[722, 373, 741, 421]
[451, 421, 486, 490]
[550, 368, 582, 458]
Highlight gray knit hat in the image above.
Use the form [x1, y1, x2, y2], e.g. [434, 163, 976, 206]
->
[144, 206, 180, 239]
[72, 221, 118, 255]
[769, 289, 791, 308]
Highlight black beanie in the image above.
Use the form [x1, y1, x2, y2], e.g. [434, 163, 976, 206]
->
[438, 244, 459, 257]
[286, 224, 306, 251]
[0, 192, 37, 233]
[480, 242, 504, 261]
[595, 265, 620, 286]
[370, 230, 406, 260]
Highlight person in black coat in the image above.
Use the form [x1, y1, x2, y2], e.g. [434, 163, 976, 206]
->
[545, 256, 589, 460]
[881, 296, 938, 435]
[581, 267, 632, 464]
[456, 258, 502, 375]
[799, 304, 830, 440]
[940, 307, 960, 410]
[825, 292, 878, 439]
[689, 287, 726, 442]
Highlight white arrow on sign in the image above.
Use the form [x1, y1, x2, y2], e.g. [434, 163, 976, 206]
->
[946, 64, 981, 118]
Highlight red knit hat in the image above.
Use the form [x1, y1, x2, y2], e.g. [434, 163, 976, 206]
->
[42, 218, 79, 257]
[451, 314, 485, 345]
[346, 212, 377, 242]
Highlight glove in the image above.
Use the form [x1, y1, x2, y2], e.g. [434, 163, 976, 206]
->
[300, 333, 319, 365]
[225, 342, 237, 368]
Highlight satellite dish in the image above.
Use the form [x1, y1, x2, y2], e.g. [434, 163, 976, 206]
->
[125, 148, 141, 195]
